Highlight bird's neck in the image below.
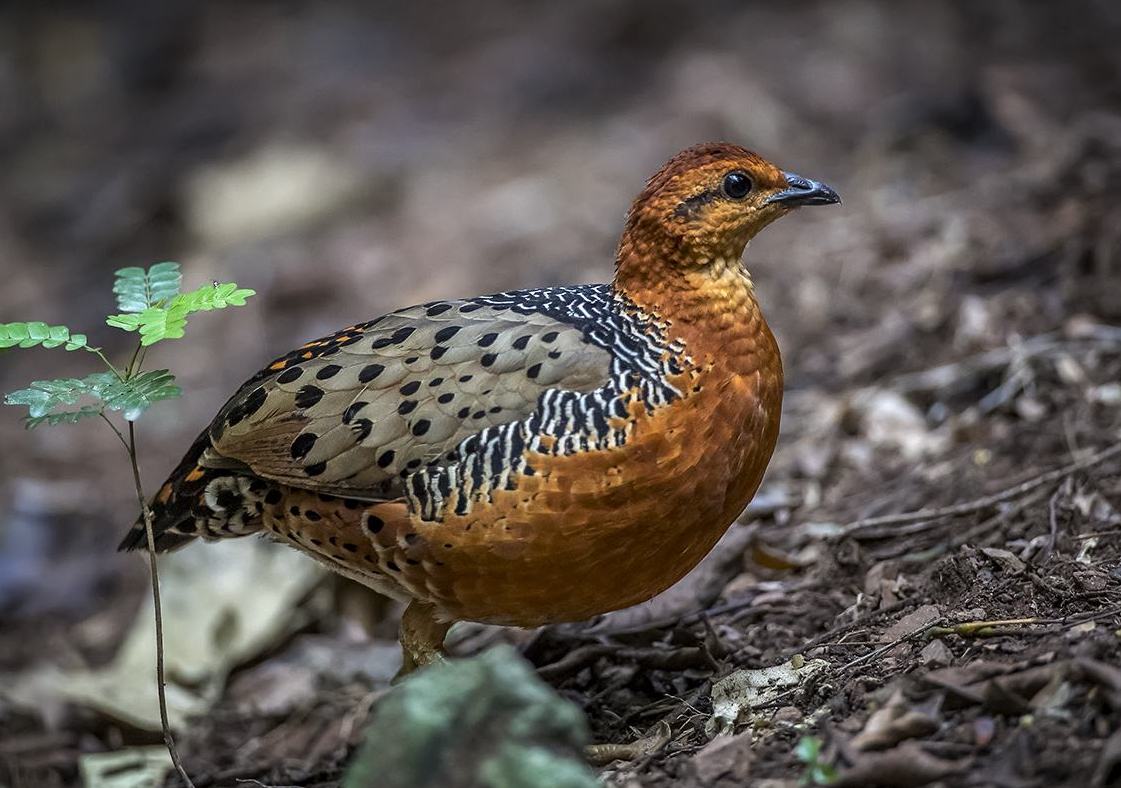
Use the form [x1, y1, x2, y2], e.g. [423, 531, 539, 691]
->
[613, 238, 768, 361]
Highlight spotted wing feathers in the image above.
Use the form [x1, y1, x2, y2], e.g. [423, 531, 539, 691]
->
[207, 300, 611, 498]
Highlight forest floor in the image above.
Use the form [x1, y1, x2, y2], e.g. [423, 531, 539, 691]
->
[7, 131, 1120, 786]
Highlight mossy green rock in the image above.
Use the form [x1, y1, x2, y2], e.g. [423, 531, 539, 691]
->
[343, 645, 597, 788]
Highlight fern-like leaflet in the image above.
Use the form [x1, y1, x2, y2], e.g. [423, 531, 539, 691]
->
[112, 262, 183, 312]
[107, 276, 255, 346]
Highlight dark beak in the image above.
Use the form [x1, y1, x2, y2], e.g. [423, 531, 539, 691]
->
[766, 171, 841, 207]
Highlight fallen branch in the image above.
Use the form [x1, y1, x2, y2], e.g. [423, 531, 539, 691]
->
[928, 605, 1121, 640]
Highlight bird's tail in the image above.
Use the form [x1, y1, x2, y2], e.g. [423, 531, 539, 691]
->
[117, 430, 268, 552]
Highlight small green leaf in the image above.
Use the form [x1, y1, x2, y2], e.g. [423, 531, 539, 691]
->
[0, 322, 91, 352]
[173, 282, 257, 313]
[25, 406, 103, 429]
[5, 371, 181, 423]
[795, 736, 837, 786]
[811, 764, 838, 785]
[106, 313, 144, 331]
[5, 377, 100, 417]
[795, 737, 822, 764]
[101, 370, 182, 420]
[112, 267, 149, 312]
[2, 323, 29, 343]
[41, 325, 66, 349]
[147, 262, 183, 304]
[26, 322, 50, 342]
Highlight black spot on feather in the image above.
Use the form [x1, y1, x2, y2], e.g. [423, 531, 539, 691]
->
[434, 326, 461, 343]
[295, 386, 324, 409]
[358, 364, 384, 383]
[290, 432, 318, 460]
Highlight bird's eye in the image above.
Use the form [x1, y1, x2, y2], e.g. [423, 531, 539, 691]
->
[722, 171, 752, 200]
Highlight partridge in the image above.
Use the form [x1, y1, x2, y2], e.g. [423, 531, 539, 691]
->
[120, 143, 839, 673]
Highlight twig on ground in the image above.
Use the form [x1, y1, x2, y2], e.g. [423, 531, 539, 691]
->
[928, 605, 1121, 640]
[1043, 479, 1072, 564]
[537, 644, 714, 682]
[780, 598, 920, 661]
[614, 685, 709, 730]
[204, 765, 343, 788]
[839, 441, 1121, 536]
[338, 689, 388, 744]
[838, 619, 943, 673]
[949, 486, 1052, 548]
[889, 327, 1121, 395]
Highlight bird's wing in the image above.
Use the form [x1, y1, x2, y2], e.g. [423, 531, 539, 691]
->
[206, 296, 612, 499]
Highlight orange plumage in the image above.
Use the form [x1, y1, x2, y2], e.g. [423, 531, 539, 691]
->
[121, 143, 839, 672]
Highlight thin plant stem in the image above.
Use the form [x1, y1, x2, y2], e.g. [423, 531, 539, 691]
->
[98, 411, 129, 453]
[100, 401, 192, 788]
[89, 347, 127, 381]
[125, 341, 144, 379]
[93, 322, 194, 785]
[102, 402, 194, 784]
[124, 419, 196, 788]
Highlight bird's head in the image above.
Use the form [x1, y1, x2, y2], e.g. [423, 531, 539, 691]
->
[617, 143, 840, 277]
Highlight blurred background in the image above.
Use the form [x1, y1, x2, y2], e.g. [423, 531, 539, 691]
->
[2, 1, 1121, 785]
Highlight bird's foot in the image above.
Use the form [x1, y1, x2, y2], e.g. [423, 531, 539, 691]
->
[393, 600, 452, 683]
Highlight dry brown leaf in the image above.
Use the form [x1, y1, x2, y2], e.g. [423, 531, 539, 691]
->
[1093, 727, 1121, 787]
[880, 604, 942, 642]
[834, 741, 969, 787]
[919, 639, 953, 667]
[688, 731, 754, 785]
[851, 689, 940, 751]
[750, 539, 805, 571]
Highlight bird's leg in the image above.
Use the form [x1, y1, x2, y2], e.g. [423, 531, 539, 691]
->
[395, 600, 452, 682]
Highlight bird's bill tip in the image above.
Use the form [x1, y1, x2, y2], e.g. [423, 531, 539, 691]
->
[766, 171, 841, 207]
